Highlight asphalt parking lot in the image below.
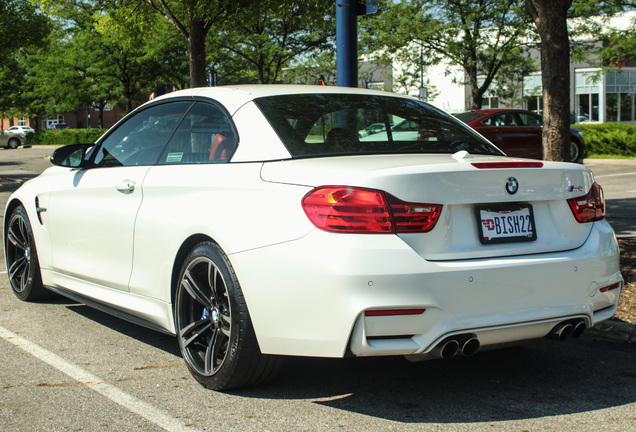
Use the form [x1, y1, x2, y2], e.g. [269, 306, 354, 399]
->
[1, 146, 635, 432]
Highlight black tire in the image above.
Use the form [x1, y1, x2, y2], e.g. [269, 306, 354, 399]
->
[5, 206, 48, 301]
[8, 138, 20, 149]
[174, 241, 282, 390]
[568, 140, 582, 163]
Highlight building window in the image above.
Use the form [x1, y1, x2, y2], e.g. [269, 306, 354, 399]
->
[525, 96, 542, 113]
[606, 92, 636, 122]
[605, 69, 636, 123]
[523, 74, 543, 113]
[481, 97, 499, 109]
[575, 70, 602, 122]
[18, 117, 26, 126]
[607, 93, 619, 121]
[577, 93, 599, 122]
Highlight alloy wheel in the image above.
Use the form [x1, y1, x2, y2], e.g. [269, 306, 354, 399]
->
[176, 256, 232, 377]
[6, 212, 32, 293]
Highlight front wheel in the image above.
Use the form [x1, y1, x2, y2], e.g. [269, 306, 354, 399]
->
[8, 138, 20, 149]
[174, 241, 282, 390]
[5, 205, 48, 301]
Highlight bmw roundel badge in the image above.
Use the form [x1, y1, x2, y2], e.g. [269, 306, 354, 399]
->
[505, 177, 519, 195]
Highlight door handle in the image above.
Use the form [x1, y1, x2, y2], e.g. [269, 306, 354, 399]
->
[116, 180, 136, 193]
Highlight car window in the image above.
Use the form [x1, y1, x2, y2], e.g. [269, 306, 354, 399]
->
[517, 112, 542, 127]
[453, 112, 484, 123]
[158, 101, 237, 165]
[253, 94, 502, 157]
[483, 113, 520, 127]
[92, 102, 193, 168]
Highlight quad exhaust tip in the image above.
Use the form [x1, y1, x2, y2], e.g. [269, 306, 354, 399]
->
[433, 334, 480, 359]
[547, 319, 586, 341]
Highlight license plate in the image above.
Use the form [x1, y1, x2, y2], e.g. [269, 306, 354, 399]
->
[476, 204, 537, 244]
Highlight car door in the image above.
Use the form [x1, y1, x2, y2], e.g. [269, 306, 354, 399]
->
[515, 111, 543, 159]
[479, 112, 538, 158]
[45, 101, 193, 291]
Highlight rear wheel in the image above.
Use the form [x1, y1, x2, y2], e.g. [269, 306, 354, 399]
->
[8, 138, 20, 149]
[568, 140, 581, 163]
[5, 206, 48, 301]
[174, 241, 282, 390]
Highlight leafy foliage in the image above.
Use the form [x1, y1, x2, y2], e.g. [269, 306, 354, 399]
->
[208, 0, 335, 84]
[575, 123, 636, 156]
[0, 0, 51, 114]
[27, 128, 107, 145]
[360, 0, 535, 109]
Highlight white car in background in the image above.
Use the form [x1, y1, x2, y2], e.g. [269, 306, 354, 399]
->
[4, 85, 623, 390]
[4, 126, 36, 137]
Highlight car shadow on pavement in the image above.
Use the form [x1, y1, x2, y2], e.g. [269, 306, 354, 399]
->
[235, 339, 636, 423]
[63, 303, 181, 357]
[606, 197, 636, 238]
[44, 292, 636, 423]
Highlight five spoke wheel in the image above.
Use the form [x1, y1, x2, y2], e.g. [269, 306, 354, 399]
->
[5, 206, 46, 301]
[177, 255, 232, 377]
[174, 241, 282, 390]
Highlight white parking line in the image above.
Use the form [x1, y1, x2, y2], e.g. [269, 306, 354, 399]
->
[0, 325, 202, 432]
[594, 172, 636, 179]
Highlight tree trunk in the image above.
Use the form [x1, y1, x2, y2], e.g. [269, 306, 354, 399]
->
[188, 20, 208, 88]
[526, 0, 573, 161]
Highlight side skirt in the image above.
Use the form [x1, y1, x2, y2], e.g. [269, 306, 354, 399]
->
[45, 284, 175, 336]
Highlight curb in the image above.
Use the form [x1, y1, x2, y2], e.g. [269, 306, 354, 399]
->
[587, 319, 636, 344]
[583, 158, 636, 165]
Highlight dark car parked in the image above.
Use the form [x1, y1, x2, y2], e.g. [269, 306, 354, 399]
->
[454, 109, 583, 162]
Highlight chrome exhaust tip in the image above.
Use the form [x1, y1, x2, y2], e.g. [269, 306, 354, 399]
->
[437, 339, 460, 359]
[571, 320, 586, 338]
[460, 336, 480, 357]
[547, 322, 573, 341]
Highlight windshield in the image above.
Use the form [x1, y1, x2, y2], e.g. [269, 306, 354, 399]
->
[253, 94, 503, 158]
[454, 112, 485, 123]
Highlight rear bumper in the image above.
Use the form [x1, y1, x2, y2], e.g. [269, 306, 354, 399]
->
[230, 219, 622, 358]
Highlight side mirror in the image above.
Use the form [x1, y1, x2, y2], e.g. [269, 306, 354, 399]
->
[51, 143, 95, 168]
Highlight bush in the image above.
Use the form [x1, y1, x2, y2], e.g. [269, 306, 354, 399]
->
[573, 123, 636, 158]
[27, 129, 107, 146]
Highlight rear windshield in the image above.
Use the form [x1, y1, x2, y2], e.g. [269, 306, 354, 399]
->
[253, 94, 503, 158]
[453, 112, 485, 123]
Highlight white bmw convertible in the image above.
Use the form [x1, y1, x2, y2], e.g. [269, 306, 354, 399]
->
[4, 85, 623, 390]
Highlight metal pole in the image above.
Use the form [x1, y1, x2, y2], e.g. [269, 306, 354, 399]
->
[336, 0, 358, 87]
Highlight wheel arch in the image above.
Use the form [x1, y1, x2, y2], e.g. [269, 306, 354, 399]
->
[170, 234, 216, 310]
[3, 198, 26, 238]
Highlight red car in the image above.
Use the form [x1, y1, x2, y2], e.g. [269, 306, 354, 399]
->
[454, 109, 583, 162]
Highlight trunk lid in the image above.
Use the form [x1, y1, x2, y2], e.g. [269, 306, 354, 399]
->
[260, 154, 597, 260]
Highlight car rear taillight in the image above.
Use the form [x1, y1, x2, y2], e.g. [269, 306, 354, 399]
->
[567, 182, 605, 223]
[301, 186, 442, 234]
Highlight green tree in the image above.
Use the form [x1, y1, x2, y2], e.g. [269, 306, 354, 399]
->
[132, 0, 252, 87]
[94, 7, 188, 112]
[361, 0, 534, 109]
[27, 0, 188, 124]
[208, 0, 334, 84]
[0, 0, 50, 120]
[282, 51, 337, 86]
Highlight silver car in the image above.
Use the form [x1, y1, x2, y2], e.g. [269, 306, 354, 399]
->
[0, 130, 26, 149]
